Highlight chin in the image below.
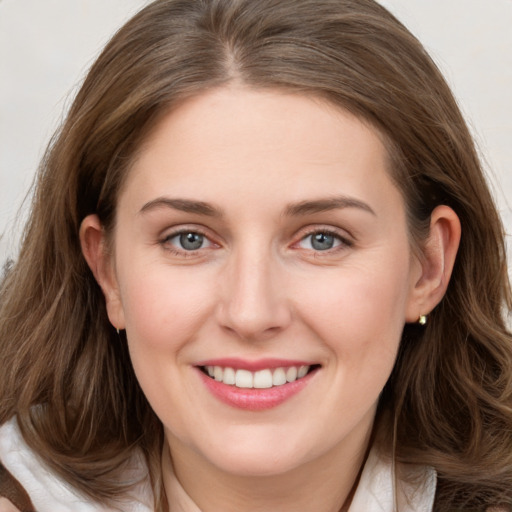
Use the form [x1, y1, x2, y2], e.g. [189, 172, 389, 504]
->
[214, 451, 305, 478]
[199, 430, 316, 478]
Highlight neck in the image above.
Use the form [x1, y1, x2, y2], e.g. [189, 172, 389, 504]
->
[162, 428, 372, 512]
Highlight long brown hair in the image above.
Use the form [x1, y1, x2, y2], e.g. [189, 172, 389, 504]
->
[1, 0, 511, 510]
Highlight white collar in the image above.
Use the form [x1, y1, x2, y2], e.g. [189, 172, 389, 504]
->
[348, 446, 436, 511]
[0, 417, 152, 512]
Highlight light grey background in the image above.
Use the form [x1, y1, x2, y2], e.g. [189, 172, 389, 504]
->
[1, 0, 511, 266]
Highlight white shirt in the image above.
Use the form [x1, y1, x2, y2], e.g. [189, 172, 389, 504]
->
[0, 417, 436, 511]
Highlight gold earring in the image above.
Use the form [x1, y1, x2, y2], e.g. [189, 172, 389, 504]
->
[418, 315, 427, 326]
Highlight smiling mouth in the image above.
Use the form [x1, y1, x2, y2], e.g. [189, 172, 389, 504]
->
[199, 365, 320, 389]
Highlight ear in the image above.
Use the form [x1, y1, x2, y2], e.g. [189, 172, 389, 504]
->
[405, 205, 461, 323]
[79, 215, 126, 330]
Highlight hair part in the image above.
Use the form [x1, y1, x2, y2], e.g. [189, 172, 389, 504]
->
[1, 1, 511, 510]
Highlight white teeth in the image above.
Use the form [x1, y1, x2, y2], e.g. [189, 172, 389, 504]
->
[204, 365, 313, 389]
[253, 369, 273, 389]
[272, 367, 287, 386]
[286, 366, 298, 382]
[223, 367, 236, 385]
[298, 365, 309, 378]
[214, 366, 223, 381]
[235, 369, 253, 388]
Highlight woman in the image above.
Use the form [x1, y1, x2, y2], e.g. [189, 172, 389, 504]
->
[0, 0, 511, 511]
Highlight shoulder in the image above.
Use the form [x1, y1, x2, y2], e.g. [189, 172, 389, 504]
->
[0, 458, 35, 512]
[0, 417, 152, 512]
[0, 419, 35, 511]
[0, 417, 68, 511]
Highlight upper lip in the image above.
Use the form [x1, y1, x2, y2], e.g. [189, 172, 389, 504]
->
[194, 357, 318, 372]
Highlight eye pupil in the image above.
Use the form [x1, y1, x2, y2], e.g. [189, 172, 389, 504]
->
[179, 232, 204, 250]
[311, 233, 335, 250]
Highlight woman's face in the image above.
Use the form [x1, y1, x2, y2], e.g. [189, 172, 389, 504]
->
[103, 87, 424, 477]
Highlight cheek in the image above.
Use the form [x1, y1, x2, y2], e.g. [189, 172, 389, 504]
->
[118, 265, 218, 351]
[116, 266, 219, 427]
[294, 254, 411, 358]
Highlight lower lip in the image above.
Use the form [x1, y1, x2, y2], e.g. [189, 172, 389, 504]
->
[197, 368, 317, 411]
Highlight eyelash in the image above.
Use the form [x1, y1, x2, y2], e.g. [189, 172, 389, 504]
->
[160, 227, 215, 257]
[295, 228, 353, 253]
[159, 226, 353, 257]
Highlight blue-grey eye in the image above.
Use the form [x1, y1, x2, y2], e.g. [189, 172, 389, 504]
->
[298, 231, 343, 251]
[311, 232, 335, 250]
[179, 232, 205, 250]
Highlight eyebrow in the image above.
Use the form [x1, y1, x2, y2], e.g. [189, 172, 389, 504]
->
[284, 196, 376, 217]
[139, 197, 223, 217]
[138, 195, 375, 218]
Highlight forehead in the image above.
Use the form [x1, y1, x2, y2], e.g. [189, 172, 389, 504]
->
[120, 86, 401, 219]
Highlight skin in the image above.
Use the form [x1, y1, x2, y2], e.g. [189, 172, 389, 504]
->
[81, 87, 460, 512]
[0, 498, 22, 512]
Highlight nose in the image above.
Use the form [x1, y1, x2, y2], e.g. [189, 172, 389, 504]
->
[216, 246, 292, 342]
